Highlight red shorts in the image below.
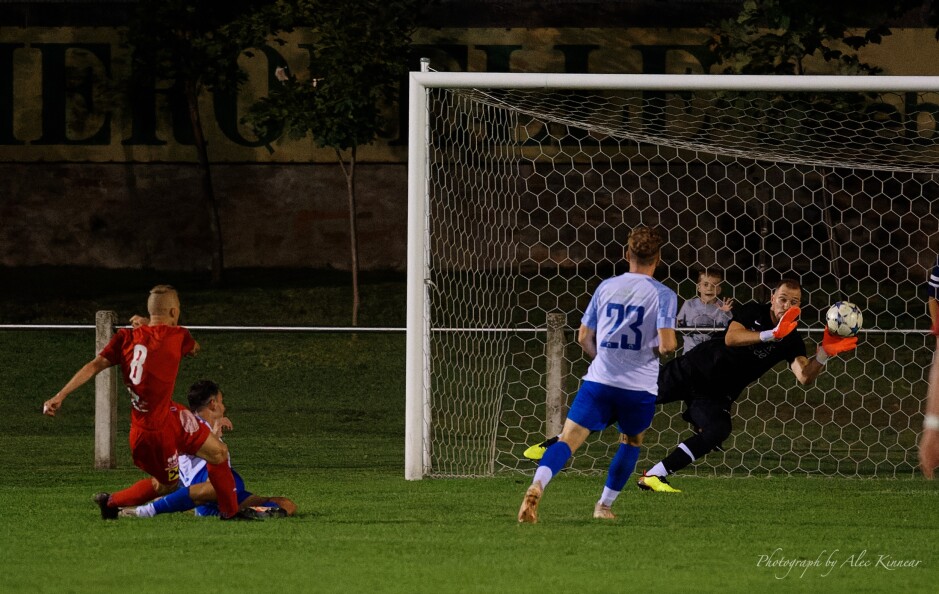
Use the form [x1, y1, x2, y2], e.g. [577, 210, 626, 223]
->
[128, 405, 211, 485]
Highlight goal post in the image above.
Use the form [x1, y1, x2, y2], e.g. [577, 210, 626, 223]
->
[405, 71, 939, 480]
[94, 310, 118, 470]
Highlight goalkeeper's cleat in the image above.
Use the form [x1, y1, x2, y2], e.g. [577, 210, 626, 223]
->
[517, 481, 543, 524]
[118, 507, 139, 518]
[637, 473, 682, 493]
[93, 492, 119, 520]
[592, 502, 615, 520]
[523, 436, 559, 461]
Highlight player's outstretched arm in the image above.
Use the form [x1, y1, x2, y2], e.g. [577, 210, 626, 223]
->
[130, 315, 150, 328]
[793, 329, 860, 385]
[212, 416, 233, 435]
[43, 355, 113, 416]
[257, 496, 297, 516]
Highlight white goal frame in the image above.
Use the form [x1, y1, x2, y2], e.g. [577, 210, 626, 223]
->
[405, 70, 939, 480]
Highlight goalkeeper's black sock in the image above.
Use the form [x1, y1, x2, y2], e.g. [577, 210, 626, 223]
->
[659, 441, 697, 475]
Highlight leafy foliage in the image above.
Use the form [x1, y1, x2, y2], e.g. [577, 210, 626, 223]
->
[127, 0, 293, 95]
[245, 0, 421, 323]
[125, 0, 296, 284]
[246, 0, 419, 150]
[709, 0, 923, 75]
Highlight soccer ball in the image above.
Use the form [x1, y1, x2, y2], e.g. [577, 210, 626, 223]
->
[825, 302, 863, 337]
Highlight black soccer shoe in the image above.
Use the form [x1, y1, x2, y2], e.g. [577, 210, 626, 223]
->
[93, 492, 119, 520]
[220, 508, 264, 521]
[249, 506, 288, 519]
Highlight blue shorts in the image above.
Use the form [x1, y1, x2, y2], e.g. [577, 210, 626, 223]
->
[189, 468, 251, 517]
[567, 380, 656, 435]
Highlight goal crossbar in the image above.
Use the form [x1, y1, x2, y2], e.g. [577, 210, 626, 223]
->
[410, 72, 939, 92]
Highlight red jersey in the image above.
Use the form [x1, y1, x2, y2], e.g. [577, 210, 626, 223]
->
[99, 325, 196, 430]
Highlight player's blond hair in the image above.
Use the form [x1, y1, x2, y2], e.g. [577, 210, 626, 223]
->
[627, 225, 664, 266]
[147, 284, 180, 316]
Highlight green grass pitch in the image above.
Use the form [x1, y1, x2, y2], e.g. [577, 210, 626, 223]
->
[0, 275, 937, 592]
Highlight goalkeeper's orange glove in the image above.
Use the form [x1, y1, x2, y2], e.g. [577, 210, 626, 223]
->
[815, 329, 859, 365]
[759, 306, 800, 342]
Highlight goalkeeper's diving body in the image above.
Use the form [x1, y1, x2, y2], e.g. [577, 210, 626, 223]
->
[517, 226, 678, 523]
[526, 278, 860, 493]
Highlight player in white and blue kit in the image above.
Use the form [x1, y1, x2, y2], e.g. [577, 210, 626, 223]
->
[518, 226, 678, 522]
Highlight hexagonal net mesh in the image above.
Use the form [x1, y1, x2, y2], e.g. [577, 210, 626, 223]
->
[420, 83, 939, 478]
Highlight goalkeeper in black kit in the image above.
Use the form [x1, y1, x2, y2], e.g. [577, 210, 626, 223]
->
[638, 278, 858, 491]
[525, 278, 860, 492]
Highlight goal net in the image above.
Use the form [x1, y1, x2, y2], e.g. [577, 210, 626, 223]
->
[405, 72, 939, 479]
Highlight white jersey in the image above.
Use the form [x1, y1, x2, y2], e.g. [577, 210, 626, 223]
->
[177, 415, 212, 488]
[581, 272, 677, 393]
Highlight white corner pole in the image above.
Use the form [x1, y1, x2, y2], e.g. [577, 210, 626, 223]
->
[94, 310, 118, 469]
[405, 58, 432, 480]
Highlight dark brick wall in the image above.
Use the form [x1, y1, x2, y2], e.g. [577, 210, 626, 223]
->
[0, 162, 407, 270]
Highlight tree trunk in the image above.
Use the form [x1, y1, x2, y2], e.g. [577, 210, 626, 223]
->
[185, 79, 224, 285]
[337, 147, 360, 326]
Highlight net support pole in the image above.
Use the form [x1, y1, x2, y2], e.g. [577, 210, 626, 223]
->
[405, 58, 432, 480]
[545, 313, 567, 438]
[94, 310, 118, 470]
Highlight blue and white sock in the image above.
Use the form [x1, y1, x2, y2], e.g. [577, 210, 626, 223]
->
[533, 440, 572, 488]
[600, 443, 640, 505]
[135, 503, 156, 518]
[152, 488, 197, 515]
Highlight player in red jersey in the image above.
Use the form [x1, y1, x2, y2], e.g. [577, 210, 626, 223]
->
[43, 285, 249, 520]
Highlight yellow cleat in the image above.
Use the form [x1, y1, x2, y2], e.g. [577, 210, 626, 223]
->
[593, 502, 615, 520]
[637, 473, 682, 493]
[517, 481, 543, 523]
[523, 436, 558, 461]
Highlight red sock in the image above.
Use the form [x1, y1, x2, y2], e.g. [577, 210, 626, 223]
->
[207, 461, 239, 517]
[108, 479, 160, 507]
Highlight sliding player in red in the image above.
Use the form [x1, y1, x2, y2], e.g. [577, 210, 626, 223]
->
[123, 380, 296, 519]
[43, 285, 252, 520]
